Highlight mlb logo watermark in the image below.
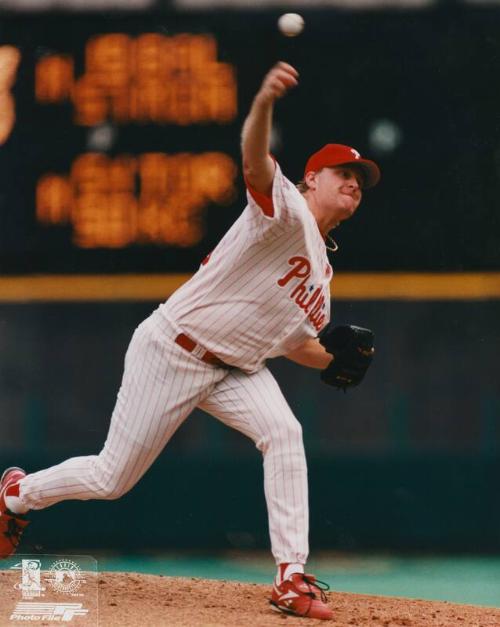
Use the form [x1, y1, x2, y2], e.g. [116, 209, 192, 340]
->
[0, 554, 97, 625]
[46, 559, 86, 596]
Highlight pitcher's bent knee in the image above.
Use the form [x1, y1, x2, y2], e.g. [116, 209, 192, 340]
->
[90, 458, 136, 500]
[257, 419, 304, 454]
[92, 481, 129, 500]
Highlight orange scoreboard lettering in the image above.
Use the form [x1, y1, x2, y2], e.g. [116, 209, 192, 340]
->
[33, 32, 238, 251]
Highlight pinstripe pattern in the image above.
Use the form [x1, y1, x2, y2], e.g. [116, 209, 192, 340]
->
[20, 311, 228, 510]
[18, 163, 328, 568]
[200, 367, 308, 565]
[20, 315, 309, 564]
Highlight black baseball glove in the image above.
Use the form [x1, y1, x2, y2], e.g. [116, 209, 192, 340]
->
[319, 323, 375, 390]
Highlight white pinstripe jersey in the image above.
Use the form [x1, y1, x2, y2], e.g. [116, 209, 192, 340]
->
[160, 162, 332, 373]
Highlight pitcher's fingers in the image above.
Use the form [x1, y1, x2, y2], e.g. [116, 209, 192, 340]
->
[274, 61, 299, 78]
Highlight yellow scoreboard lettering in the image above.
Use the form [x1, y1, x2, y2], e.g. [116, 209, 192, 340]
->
[36, 152, 238, 249]
[34, 32, 238, 250]
[35, 54, 74, 103]
[35, 33, 237, 126]
[0, 45, 21, 145]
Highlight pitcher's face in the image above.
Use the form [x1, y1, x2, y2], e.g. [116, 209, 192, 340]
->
[312, 166, 363, 220]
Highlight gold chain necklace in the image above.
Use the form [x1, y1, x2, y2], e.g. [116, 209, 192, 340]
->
[325, 235, 339, 253]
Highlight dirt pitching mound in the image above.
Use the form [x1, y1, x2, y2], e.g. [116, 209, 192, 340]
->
[2, 571, 500, 626]
[98, 573, 500, 626]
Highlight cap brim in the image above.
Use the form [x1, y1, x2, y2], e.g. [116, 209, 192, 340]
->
[339, 159, 381, 189]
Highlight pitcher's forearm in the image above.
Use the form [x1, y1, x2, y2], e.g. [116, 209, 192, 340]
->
[241, 62, 299, 195]
[241, 95, 276, 194]
[285, 338, 333, 370]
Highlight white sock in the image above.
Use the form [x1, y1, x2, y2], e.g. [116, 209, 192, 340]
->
[5, 495, 29, 515]
[276, 562, 305, 585]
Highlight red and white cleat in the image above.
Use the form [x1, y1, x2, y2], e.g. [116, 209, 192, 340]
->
[270, 572, 333, 620]
[0, 467, 29, 558]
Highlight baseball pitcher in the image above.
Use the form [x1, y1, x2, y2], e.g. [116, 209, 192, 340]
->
[0, 62, 379, 620]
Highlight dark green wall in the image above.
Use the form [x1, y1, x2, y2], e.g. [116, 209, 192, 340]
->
[1, 299, 498, 552]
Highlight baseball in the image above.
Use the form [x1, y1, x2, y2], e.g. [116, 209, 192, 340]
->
[277, 13, 304, 37]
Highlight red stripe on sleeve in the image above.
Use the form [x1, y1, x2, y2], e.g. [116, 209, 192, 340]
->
[245, 181, 274, 217]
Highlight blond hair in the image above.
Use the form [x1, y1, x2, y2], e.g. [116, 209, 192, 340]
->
[296, 179, 309, 194]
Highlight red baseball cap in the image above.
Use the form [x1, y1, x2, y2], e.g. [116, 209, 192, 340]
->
[304, 144, 381, 189]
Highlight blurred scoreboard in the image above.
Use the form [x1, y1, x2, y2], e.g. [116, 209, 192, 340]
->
[34, 33, 237, 249]
[0, 16, 251, 274]
[2, 10, 500, 274]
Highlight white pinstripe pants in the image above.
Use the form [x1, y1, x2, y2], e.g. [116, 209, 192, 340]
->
[19, 310, 309, 565]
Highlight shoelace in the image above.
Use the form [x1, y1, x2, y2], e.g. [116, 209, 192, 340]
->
[301, 575, 330, 604]
[4, 513, 26, 549]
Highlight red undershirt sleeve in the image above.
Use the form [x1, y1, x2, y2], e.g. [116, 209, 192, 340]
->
[244, 156, 277, 218]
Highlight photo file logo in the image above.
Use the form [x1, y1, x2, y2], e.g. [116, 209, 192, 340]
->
[6, 554, 96, 624]
[10, 602, 89, 622]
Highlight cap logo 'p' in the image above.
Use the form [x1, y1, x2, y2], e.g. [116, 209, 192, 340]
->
[350, 149, 361, 159]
